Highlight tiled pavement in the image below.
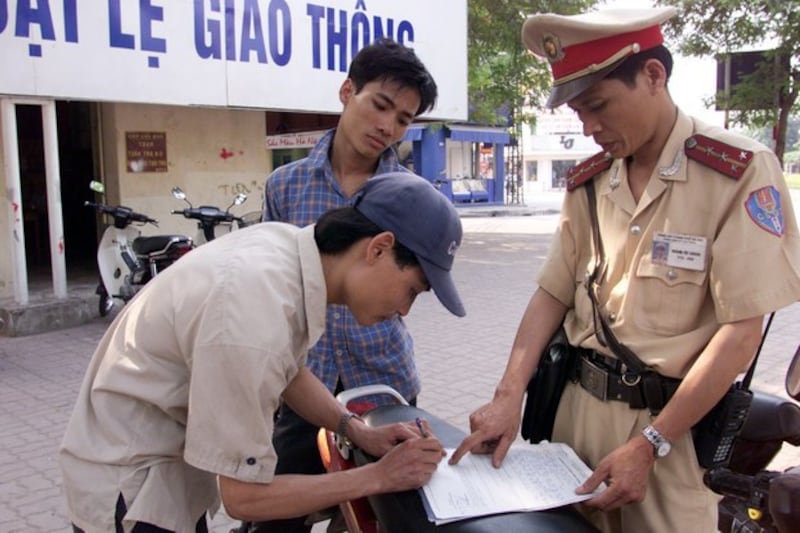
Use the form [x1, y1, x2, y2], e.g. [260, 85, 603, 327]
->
[2, 198, 800, 532]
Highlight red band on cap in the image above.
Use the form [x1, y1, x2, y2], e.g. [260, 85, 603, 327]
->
[551, 25, 664, 81]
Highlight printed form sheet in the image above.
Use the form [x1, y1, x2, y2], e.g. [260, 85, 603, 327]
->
[421, 442, 604, 524]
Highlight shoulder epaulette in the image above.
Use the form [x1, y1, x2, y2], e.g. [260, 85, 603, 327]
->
[684, 134, 753, 180]
[566, 151, 613, 191]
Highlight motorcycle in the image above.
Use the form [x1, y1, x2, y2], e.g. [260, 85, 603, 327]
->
[86, 181, 193, 316]
[705, 344, 800, 533]
[170, 187, 258, 244]
[319, 339, 800, 533]
[317, 384, 598, 532]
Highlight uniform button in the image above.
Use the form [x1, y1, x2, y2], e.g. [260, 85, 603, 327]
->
[333, 312, 341, 319]
[667, 270, 677, 280]
[630, 225, 641, 235]
[335, 349, 343, 356]
[246, 457, 256, 465]
[608, 312, 617, 321]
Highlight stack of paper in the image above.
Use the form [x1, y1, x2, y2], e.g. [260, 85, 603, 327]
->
[420, 441, 604, 525]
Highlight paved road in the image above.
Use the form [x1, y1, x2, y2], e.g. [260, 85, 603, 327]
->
[1, 192, 799, 531]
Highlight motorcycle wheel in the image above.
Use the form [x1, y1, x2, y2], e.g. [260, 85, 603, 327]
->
[98, 292, 114, 317]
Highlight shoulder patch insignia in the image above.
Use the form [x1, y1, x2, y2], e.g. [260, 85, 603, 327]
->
[566, 151, 613, 192]
[684, 134, 753, 180]
[745, 186, 784, 237]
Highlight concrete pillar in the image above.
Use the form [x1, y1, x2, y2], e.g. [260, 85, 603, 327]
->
[1, 98, 29, 305]
[41, 101, 67, 298]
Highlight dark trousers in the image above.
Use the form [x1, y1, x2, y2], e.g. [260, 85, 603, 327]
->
[240, 395, 416, 533]
[73, 494, 208, 533]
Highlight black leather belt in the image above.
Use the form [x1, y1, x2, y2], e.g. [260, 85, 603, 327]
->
[574, 348, 681, 414]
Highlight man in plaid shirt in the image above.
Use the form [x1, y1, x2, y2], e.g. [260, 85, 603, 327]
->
[244, 39, 438, 533]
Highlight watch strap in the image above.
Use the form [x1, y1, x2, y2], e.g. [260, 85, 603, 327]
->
[336, 411, 363, 447]
[642, 424, 671, 458]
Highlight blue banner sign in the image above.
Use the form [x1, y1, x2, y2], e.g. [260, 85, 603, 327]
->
[1, 0, 467, 120]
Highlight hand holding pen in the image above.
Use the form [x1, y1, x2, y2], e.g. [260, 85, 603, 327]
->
[415, 417, 432, 438]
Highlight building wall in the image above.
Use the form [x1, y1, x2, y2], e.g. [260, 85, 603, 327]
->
[0, 102, 269, 299]
[97, 102, 270, 239]
[521, 108, 598, 192]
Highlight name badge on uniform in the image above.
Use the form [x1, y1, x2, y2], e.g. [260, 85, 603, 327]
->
[651, 232, 707, 271]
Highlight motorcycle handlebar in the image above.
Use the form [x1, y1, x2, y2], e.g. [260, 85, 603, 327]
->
[132, 212, 158, 224]
[86, 201, 156, 225]
[705, 468, 769, 502]
[172, 207, 236, 223]
[707, 467, 800, 533]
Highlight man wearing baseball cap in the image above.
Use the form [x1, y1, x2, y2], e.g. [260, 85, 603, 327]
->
[59, 173, 463, 532]
[453, 6, 800, 532]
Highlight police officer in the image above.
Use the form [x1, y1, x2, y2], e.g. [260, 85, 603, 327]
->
[451, 7, 800, 532]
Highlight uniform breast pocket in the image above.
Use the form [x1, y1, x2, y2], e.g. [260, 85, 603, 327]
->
[633, 257, 709, 336]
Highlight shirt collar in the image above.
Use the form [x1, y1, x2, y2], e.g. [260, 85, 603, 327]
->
[307, 129, 403, 193]
[598, 107, 694, 197]
[297, 225, 326, 348]
[654, 107, 693, 183]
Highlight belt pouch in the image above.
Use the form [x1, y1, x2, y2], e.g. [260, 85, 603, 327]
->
[520, 326, 576, 444]
[641, 372, 667, 413]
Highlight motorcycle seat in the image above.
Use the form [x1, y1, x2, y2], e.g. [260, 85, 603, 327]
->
[133, 235, 192, 255]
[355, 404, 598, 533]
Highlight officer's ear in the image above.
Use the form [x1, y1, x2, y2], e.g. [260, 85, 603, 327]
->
[641, 59, 667, 93]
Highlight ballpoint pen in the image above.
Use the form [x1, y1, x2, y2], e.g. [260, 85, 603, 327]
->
[415, 417, 430, 438]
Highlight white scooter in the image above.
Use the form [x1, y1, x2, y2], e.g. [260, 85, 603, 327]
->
[86, 181, 193, 316]
[170, 187, 258, 244]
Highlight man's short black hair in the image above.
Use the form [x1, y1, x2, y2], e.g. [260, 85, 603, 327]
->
[604, 45, 674, 87]
[347, 38, 438, 117]
[314, 206, 418, 268]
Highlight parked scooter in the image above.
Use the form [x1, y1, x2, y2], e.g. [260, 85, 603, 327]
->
[705, 344, 800, 532]
[86, 181, 193, 316]
[316, 384, 598, 533]
[170, 187, 255, 244]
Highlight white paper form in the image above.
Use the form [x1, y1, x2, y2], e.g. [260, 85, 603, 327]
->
[420, 442, 604, 524]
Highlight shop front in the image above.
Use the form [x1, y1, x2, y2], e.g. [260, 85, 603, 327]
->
[405, 123, 510, 205]
[0, 0, 467, 313]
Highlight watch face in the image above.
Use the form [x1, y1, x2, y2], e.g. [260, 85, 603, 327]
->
[643, 425, 671, 458]
[656, 442, 671, 458]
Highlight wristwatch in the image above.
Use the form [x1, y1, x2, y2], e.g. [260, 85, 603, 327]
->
[336, 411, 362, 448]
[642, 425, 672, 458]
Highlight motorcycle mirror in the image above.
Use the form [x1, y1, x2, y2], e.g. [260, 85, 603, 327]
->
[89, 180, 105, 193]
[172, 187, 192, 207]
[171, 187, 186, 200]
[787, 345, 800, 401]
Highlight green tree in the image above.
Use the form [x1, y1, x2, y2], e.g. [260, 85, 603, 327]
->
[467, 0, 593, 127]
[657, 0, 800, 166]
[467, 0, 594, 203]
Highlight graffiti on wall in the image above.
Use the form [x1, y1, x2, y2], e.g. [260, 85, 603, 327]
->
[217, 180, 265, 204]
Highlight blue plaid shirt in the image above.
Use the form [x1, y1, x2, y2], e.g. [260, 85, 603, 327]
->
[263, 130, 420, 402]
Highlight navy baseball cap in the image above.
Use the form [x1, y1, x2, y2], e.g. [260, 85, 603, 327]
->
[354, 173, 465, 317]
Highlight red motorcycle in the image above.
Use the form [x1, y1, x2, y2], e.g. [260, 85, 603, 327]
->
[321, 339, 800, 533]
[318, 385, 598, 532]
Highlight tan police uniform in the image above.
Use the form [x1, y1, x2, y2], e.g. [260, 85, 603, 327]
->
[522, 6, 800, 533]
[542, 110, 800, 531]
[59, 223, 327, 532]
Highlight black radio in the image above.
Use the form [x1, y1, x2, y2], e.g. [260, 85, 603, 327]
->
[693, 385, 753, 469]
